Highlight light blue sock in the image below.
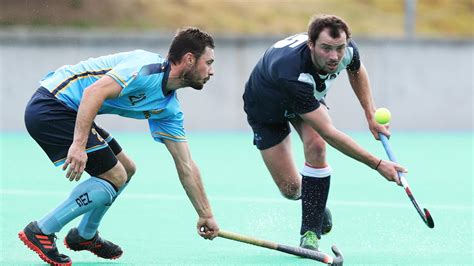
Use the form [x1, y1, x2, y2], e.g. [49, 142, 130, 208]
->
[77, 181, 129, 239]
[37, 177, 117, 235]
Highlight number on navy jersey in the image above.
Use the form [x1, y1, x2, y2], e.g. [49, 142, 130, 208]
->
[273, 34, 307, 49]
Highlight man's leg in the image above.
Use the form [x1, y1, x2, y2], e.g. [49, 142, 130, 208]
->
[20, 91, 124, 265]
[76, 152, 135, 239]
[249, 118, 328, 250]
[19, 166, 122, 265]
[291, 119, 331, 249]
[35, 176, 119, 234]
[260, 135, 302, 200]
[63, 159, 128, 259]
[18, 174, 117, 266]
[76, 127, 136, 241]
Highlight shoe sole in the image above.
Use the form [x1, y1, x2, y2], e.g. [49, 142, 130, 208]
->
[63, 238, 122, 260]
[18, 231, 72, 266]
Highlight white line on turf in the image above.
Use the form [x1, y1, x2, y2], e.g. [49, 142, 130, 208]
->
[0, 188, 471, 210]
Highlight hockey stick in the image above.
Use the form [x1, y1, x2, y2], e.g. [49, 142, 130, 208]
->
[218, 230, 343, 265]
[379, 133, 435, 228]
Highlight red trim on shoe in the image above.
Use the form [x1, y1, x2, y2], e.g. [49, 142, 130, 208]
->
[35, 234, 49, 239]
[18, 231, 72, 266]
[63, 239, 122, 260]
[39, 240, 52, 245]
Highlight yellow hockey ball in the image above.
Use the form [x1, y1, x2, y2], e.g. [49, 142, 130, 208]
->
[375, 108, 391, 125]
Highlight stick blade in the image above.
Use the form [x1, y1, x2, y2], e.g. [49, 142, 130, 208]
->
[330, 245, 344, 265]
[424, 208, 435, 228]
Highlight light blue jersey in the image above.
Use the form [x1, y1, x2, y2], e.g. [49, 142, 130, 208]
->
[40, 50, 186, 143]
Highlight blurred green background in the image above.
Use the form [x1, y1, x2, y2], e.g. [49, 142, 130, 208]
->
[1, 0, 472, 37]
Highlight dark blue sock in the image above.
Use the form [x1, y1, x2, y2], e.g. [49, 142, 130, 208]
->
[37, 177, 117, 235]
[77, 180, 129, 239]
[300, 175, 330, 238]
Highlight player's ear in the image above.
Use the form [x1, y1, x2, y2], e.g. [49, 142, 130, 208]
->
[183, 52, 195, 66]
[307, 40, 315, 50]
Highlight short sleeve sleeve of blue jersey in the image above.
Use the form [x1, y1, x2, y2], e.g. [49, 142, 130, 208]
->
[148, 112, 186, 143]
[106, 63, 139, 89]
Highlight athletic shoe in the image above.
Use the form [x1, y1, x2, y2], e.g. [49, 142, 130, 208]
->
[322, 207, 332, 235]
[64, 228, 123, 259]
[300, 230, 319, 251]
[18, 221, 72, 266]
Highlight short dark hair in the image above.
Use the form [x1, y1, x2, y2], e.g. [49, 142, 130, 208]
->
[167, 27, 215, 64]
[307, 14, 351, 43]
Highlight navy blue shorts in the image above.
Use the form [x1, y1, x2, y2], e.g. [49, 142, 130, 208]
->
[24, 87, 122, 176]
[245, 101, 328, 151]
[247, 117, 291, 150]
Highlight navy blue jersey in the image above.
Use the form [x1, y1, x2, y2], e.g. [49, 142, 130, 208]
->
[244, 33, 360, 124]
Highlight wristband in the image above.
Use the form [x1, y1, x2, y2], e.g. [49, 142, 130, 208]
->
[374, 159, 382, 170]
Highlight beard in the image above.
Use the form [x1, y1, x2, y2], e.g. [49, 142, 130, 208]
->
[182, 68, 205, 90]
[312, 52, 340, 74]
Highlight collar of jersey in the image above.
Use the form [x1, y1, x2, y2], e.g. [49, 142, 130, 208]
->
[161, 60, 172, 96]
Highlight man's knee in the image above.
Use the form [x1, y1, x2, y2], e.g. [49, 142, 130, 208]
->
[124, 159, 136, 179]
[279, 182, 301, 200]
[116, 152, 136, 179]
[99, 162, 128, 189]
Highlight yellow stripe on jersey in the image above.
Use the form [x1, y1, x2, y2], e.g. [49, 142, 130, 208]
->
[53, 75, 105, 96]
[53, 143, 109, 165]
[106, 70, 128, 87]
[155, 132, 187, 140]
[51, 68, 112, 95]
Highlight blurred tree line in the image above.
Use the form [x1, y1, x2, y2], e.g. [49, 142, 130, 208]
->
[0, 0, 472, 38]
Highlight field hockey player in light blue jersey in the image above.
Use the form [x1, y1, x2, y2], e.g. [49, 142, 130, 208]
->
[19, 27, 219, 266]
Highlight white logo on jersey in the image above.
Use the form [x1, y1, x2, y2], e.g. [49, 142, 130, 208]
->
[284, 110, 296, 119]
[273, 34, 307, 48]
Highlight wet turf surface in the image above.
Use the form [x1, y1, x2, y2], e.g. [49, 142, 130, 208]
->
[1, 132, 472, 265]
